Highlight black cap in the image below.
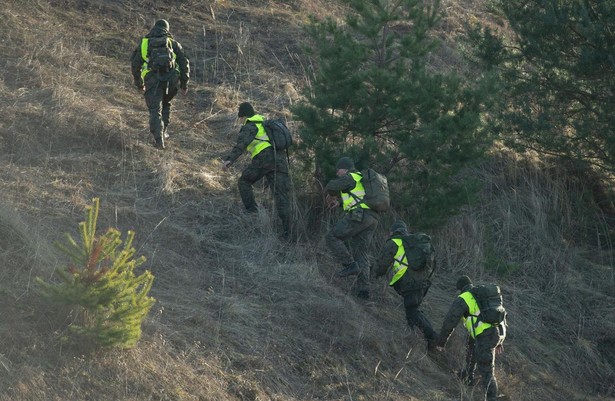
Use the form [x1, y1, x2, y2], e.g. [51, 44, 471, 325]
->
[336, 156, 355, 170]
[456, 275, 472, 291]
[390, 220, 409, 235]
[238, 102, 255, 118]
[154, 19, 169, 30]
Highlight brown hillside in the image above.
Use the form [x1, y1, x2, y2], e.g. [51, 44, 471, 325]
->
[0, 1, 613, 401]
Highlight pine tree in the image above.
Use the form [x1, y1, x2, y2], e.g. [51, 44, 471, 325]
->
[472, 0, 615, 173]
[293, 0, 496, 226]
[37, 198, 155, 349]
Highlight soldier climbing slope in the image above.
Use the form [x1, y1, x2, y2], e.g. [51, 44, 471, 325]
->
[130, 19, 190, 149]
[435, 275, 507, 401]
[372, 220, 437, 350]
[221, 102, 292, 240]
[324, 157, 379, 300]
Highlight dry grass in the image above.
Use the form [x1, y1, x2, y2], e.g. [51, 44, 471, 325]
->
[437, 149, 615, 399]
[0, 1, 613, 401]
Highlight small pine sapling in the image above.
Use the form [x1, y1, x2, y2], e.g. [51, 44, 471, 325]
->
[37, 198, 155, 349]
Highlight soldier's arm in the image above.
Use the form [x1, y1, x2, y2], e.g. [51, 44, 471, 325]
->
[324, 175, 356, 196]
[372, 240, 397, 278]
[224, 123, 258, 164]
[130, 45, 144, 88]
[436, 297, 469, 347]
[173, 40, 190, 89]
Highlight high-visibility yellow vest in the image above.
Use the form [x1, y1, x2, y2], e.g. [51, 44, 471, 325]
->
[459, 291, 495, 339]
[341, 173, 369, 211]
[140, 37, 178, 79]
[389, 238, 408, 286]
[244, 115, 271, 158]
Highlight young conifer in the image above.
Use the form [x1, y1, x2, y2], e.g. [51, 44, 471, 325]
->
[293, 0, 497, 226]
[472, 0, 615, 174]
[37, 198, 155, 349]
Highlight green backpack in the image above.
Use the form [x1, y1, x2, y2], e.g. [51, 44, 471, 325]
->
[401, 233, 435, 272]
[147, 36, 175, 75]
[263, 119, 293, 150]
[359, 168, 390, 212]
[470, 284, 507, 325]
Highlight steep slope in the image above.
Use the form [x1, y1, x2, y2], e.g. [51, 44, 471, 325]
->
[0, 1, 613, 401]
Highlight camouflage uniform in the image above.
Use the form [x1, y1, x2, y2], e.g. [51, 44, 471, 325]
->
[372, 221, 437, 347]
[436, 283, 506, 401]
[130, 22, 190, 145]
[325, 172, 379, 297]
[224, 119, 291, 236]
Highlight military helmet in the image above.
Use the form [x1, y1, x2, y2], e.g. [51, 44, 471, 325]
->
[154, 19, 169, 30]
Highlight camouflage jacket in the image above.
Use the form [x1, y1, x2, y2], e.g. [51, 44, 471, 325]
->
[372, 236, 432, 295]
[436, 285, 472, 347]
[225, 121, 288, 172]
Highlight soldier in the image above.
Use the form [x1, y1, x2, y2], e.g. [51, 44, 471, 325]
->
[131, 19, 190, 149]
[222, 102, 291, 239]
[325, 157, 379, 300]
[435, 275, 507, 401]
[372, 220, 437, 349]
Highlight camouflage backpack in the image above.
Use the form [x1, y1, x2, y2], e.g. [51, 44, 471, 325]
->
[358, 169, 390, 212]
[401, 233, 435, 272]
[395, 233, 436, 296]
[147, 36, 175, 75]
[263, 119, 293, 150]
[470, 284, 507, 325]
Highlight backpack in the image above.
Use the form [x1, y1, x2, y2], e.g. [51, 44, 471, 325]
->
[147, 36, 175, 74]
[359, 169, 390, 212]
[470, 284, 507, 325]
[401, 233, 435, 272]
[263, 119, 293, 150]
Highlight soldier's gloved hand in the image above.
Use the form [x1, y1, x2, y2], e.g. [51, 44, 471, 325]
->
[325, 194, 340, 209]
[222, 160, 231, 171]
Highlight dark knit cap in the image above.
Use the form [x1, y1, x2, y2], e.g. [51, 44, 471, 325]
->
[390, 220, 408, 235]
[238, 102, 255, 118]
[154, 19, 169, 30]
[456, 275, 473, 291]
[336, 156, 355, 170]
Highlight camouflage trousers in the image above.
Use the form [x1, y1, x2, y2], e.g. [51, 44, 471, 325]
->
[462, 326, 505, 401]
[325, 208, 378, 293]
[238, 151, 291, 235]
[403, 288, 437, 343]
[144, 72, 179, 141]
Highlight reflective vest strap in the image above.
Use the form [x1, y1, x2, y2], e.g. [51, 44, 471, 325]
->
[245, 115, 271, 158]
[140, 37, 178, 80]
[141, 38, 149, 61]
[140, 38, 149, 79]
[459, 291, 493, 339]
[341, 173, 369, 211]
[389, 238, 408, 286]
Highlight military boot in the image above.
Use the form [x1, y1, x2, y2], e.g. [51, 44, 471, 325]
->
[154, 137, 165, 149]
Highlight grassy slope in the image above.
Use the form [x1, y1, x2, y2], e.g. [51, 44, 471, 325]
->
[0, 1, 613, 400]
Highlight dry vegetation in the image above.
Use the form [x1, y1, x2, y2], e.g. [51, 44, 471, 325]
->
[0, 1, 613, 400]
